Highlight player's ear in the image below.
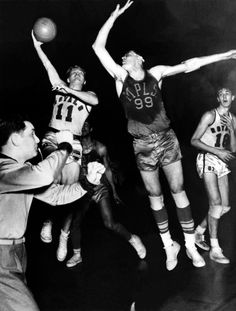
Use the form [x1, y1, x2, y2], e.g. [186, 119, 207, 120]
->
[84, 80, 86, 85]
[232, 95, 235, 101]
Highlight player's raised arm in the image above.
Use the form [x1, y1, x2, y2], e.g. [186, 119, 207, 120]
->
[31, 30, 63, 86]
[92, 0, 133, 81]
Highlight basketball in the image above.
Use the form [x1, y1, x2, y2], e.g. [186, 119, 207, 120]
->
[33, 17, 57, 43]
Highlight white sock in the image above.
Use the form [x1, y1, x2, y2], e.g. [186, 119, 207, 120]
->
[184, 233, 196, 249]
[160, 231, 173, 248]
[210, 238, 220, 249]
[195, 225, 206, 235]
[61, 229, 69, 238]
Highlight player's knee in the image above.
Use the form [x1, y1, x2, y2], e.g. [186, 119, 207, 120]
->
[149, 195, 164, 211]
[171, 190, 189, 208]
[208, 205, 223, 219]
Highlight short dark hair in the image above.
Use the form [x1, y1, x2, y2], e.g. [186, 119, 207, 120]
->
[217, 87, 232, 96]
[0, 114, 26, 147]
[66, 65, 86, 79]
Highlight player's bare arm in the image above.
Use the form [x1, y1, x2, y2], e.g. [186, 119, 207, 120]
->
[31, 30, 62, 86]
[52, 85, 98, 106]
[92, 1, 133, 81]
[150, 50, 236, 80]
[191, 111, 235, 162]
[97, 142, 122, 203]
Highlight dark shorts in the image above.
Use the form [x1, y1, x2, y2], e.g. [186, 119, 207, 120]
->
[133, 128, 182, 171]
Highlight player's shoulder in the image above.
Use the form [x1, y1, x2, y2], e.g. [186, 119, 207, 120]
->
[201, 109, 216, 123]
[96, 140, 107, 153]
[148, 65, 166, 80]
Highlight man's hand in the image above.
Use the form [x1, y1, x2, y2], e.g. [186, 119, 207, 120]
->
[227, 50, 236, 59]
[52, 83, 70, 94]
[86, 162, 106, 185]
[216, 149, 235, 162]
[31, 30, 43, 47]
[220, 114, 235, 131]
[56, 130, 73, 145]
[110, 0, 133, 20]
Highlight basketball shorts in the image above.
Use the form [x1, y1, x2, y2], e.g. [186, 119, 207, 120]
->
[133, 128, 182, 171]
[42, 131, 82, 163]
[196, 152, 230, 179]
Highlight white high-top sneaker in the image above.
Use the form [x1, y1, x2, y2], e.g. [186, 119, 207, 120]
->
[56, 230, 69, 261]
[40, 220, 53, 243]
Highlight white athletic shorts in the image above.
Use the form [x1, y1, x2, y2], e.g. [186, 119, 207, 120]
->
[196, 152, 230, 179]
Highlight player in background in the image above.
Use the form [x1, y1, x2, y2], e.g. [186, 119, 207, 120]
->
[56, 121, 146, 266]
[191, 87, 236, 264]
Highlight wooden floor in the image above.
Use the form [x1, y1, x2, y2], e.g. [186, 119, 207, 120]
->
[25, 147, 236, 311]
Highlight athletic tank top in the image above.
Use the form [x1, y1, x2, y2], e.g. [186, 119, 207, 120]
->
[119, 70, 170, 137]
[49, 94, 92, 136]
[200, 109, 231, 150]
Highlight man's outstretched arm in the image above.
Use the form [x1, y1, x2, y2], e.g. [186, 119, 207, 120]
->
[92, 0, 133, 80]
[151, 50, 236, 79]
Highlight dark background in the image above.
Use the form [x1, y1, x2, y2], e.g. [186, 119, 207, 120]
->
[2, 2, 236, 310]
[2, 0, 236, 152]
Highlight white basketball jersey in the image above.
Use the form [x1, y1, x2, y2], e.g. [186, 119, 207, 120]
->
[49, 94, 92, 136]
[200, 109, 231, 149]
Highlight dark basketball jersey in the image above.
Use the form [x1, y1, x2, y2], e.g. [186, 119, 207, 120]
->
[119, 70, 170, 136]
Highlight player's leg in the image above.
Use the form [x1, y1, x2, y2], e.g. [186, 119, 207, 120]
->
[57, 211, 73, 262]
[204, 173, 230, 264]
[66, 197, 90, 268]
[219, 174, 231, 216]
[134, 133, 180, 269]
[140, 168, 180, 270]
[97, 189, 146, 259]
[194, 153, 212, 250]
[163, 160, 205, 267]
[40, 132, 58, 243]
[194, 217, 210, 251]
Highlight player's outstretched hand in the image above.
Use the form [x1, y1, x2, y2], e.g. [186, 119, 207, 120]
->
[86, 162, 106, 185]
[31, 30, 43, 46]
[227, 49, 236, 59]
[111, 0, 133, 20]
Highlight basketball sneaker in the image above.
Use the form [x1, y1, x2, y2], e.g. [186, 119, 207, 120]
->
[195, 231, 210, 251]
[57, 230, 69, 261]
[129, 235, 146, 259]
[164, 241, 181, 271]
[209, 247, 230, 264]
[66, 251, 82, 268]
[40, 220, 53, 243]
[186, 247, 206, 267]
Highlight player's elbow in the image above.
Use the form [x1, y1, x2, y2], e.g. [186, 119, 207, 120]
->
[92, 42, 97, 51]
[190, 137, 198, 148]
[92, 42, 103, 56]
[93, 96, 99, 106]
